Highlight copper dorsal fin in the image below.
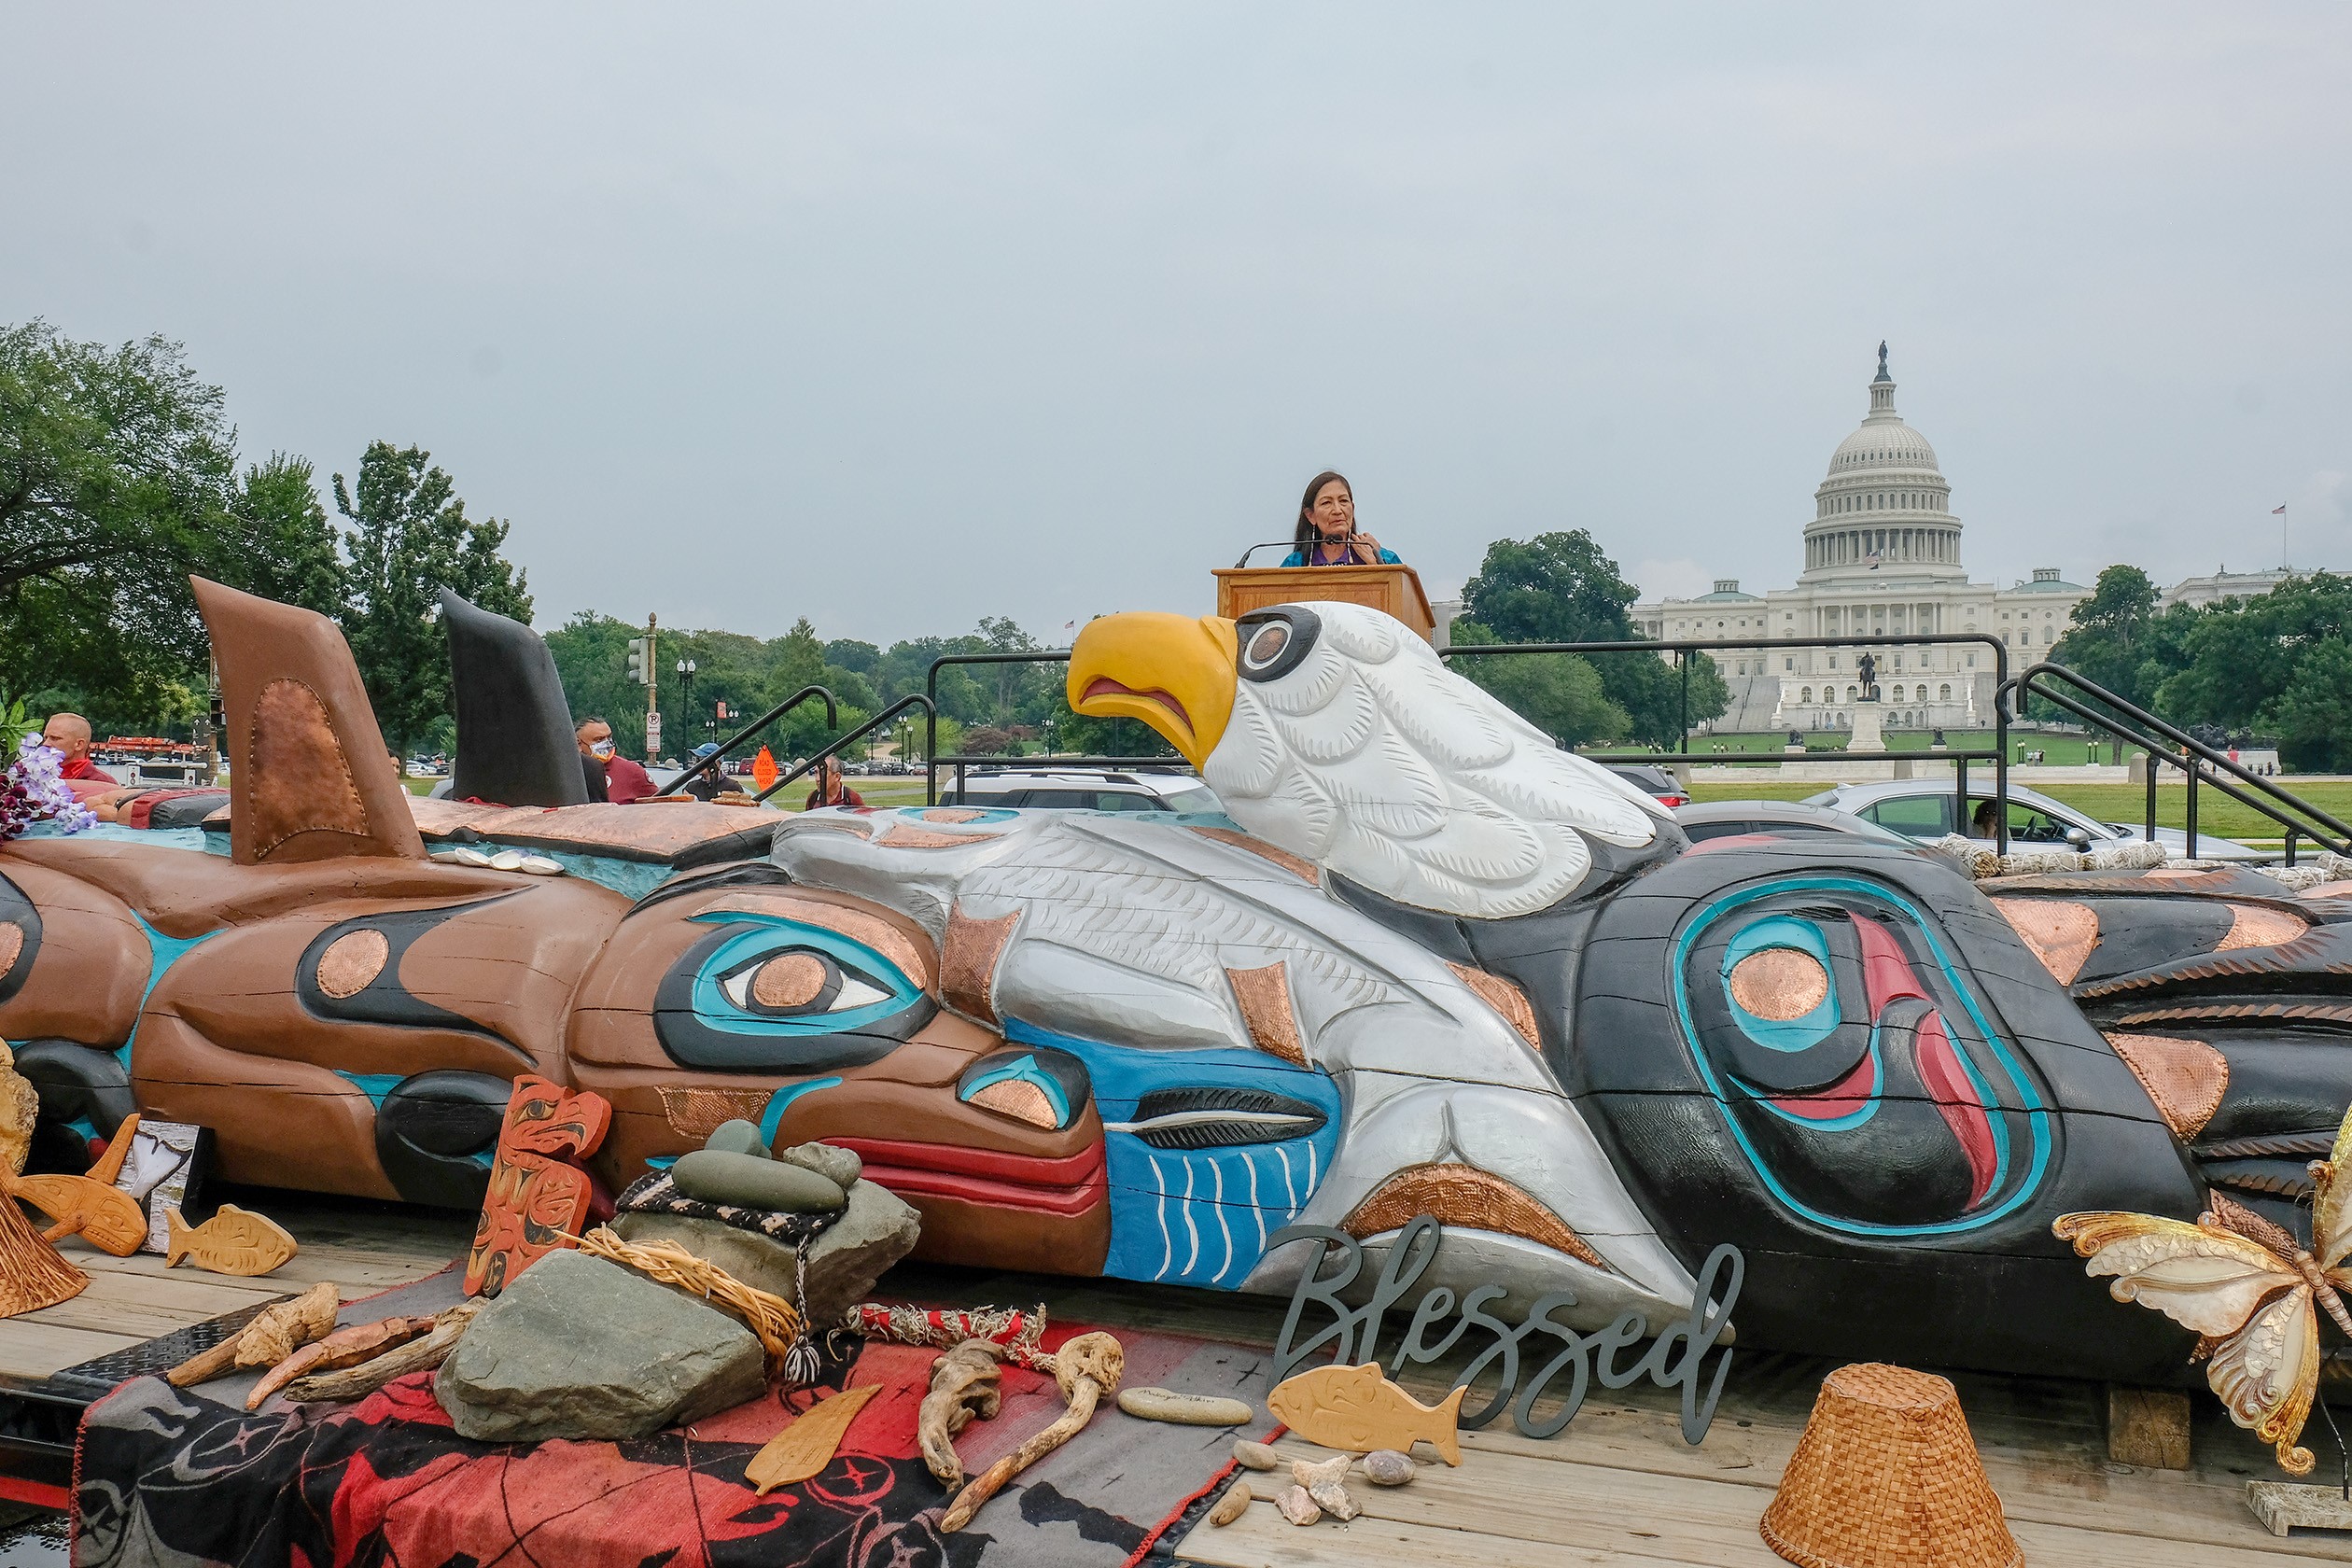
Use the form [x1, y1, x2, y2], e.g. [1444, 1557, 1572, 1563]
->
[191, 577, 424, 866]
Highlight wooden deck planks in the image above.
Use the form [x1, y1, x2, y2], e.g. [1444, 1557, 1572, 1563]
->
[0, 1196, 468, 1385]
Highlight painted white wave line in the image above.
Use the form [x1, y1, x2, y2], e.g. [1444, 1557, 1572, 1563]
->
[1180, 1160, 1201, 1275]
[1148, 1155, 1173, 1281]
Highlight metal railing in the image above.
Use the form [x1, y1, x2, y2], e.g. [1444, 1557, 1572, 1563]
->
[1440, 632, 2015, 852]
[2001, 662, 2352, 862]
[651, 684, 838, 799]
[753, 693, 937, 805]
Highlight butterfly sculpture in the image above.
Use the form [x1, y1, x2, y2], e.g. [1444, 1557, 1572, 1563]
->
[2054, 1106, 2352, 1475]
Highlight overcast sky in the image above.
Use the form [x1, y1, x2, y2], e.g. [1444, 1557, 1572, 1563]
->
[6, 5, 2347, 644]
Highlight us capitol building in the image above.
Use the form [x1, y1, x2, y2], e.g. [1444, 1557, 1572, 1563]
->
[1629, 347, 2087, 735]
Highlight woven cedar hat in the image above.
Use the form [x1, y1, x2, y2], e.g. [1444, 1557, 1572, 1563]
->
[1760, 1363, 2022, 1568]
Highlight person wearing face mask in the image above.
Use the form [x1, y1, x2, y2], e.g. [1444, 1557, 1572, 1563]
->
[576, 716, 658, 804]
[1280, 470, 1401, 567]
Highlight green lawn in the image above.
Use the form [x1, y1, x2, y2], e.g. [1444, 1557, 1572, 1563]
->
[1687, 778, 2352, 843]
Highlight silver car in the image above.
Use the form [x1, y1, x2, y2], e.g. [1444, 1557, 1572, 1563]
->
[1800, 780, 2272, 863]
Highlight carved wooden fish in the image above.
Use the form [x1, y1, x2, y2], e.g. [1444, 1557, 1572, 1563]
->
[165, 1203, 299, 1277]
[1267, 1362, 1465, 1464]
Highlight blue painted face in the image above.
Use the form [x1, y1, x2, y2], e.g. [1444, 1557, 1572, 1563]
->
[1675, 876, 2053, 1237]
[654, 913, 936, 1072]
[1002, 1021, 1340, 1289]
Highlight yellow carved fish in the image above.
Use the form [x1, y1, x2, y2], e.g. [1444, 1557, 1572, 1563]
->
[1267, 1362, 1465, 1463]
[164, 1204, 299, 1277]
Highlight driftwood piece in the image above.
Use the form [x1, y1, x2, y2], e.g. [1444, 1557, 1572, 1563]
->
[918, 1339, 1004, 1488]
[166, 1281, 339, 1387]
[246, 1314, 437, 1409]
[0, 1043, 38, 1178]
[746, 1385, 882, 1495]
[1207, 1477, 1253, 1526]
[281, 1301, 483, 1402]
[941, 1331, 1123, 1533]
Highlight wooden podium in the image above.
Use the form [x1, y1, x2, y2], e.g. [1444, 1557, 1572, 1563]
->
[1213, 564, 1436, 641]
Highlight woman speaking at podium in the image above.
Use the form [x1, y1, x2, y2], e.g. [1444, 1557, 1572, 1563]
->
[1281, 470, 1403, 567]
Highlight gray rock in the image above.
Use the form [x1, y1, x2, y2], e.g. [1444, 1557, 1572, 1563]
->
[672, 1149, 847, 1211]
[611, 1178, 921, 1327]
[704, 1119, 772, 1158]
[797, 1178, 921, 1324]
[777, 1141, 861, 1188]
[434, 1250, 766, 1441]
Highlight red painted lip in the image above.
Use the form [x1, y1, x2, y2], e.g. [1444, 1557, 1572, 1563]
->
[826, 1137, 1106, 1217]
[1081, 676, 1191, 733]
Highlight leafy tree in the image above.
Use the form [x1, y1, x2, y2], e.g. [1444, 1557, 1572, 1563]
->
[0, 321, 240, 723]
[2263, 637, 2352, 773]
[225, 455, 343, 616]
[1445, 620, 1630, 745]
[2044, 565, 2198, 721]
[1459, 530, 1727, 747]
[334, 441, 530, 765]
[1048, 707, 1176, 759]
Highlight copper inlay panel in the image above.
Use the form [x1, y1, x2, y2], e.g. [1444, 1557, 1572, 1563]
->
[1188, 826, 1318, 884]
[1725, 948, 1831, 1021]
[1447, 962, 1542, 1050]
[879, 823, 1002, 850]
[1225, 962, 1306, 1066]
[315, 929, 389, 999]
[2219, 903, 2309, 951]
[1342, 1163, 1607, 1271]
[1992, 898, 2101, 985]
[751, 952, 828, 1009]
[2106, 1031, 2230, 1140]
[704, 892, 933, 989]
[920, 808, 987, 824]
[2302, 880, 2352, 901]
[0, 923, 21, 982]
[247, 678, 369, 858]
[941, 904, 1019, 1023]
[969, 1079, 1059, 1128]
[657, 1086, 772, 1141]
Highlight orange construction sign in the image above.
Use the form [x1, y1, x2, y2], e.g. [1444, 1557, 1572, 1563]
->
[751, 745, 779, 794]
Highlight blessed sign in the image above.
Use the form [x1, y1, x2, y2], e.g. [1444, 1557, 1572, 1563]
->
[1266, 1213, 1742, 1444]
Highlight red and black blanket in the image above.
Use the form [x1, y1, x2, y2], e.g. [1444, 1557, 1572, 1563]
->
[72, 1323, 1271, 1568]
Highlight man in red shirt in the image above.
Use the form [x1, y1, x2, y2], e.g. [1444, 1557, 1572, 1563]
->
[575, 717, 659, 804]
[41, 713, 116, 800]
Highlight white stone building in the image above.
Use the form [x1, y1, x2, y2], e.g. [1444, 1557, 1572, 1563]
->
[1631, 349, 2089, 735]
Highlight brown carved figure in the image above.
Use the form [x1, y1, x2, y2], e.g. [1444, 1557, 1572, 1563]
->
[463, 1076, 612, 1297]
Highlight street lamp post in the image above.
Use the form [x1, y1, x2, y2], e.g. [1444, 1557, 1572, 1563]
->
[676, 659, 697, 749]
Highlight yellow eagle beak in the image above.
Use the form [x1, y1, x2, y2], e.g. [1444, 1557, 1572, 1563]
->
[1066, 613, 1238, 771]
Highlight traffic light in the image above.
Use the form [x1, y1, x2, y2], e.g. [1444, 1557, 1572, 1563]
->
[625, 637, 649, 686]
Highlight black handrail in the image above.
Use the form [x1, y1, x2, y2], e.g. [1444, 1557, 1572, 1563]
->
[651, 684, 837, 799]
[925, 651, 1075, 805]
[1441, 631, 2015, 852]
[754, 693, 938, 806]
[2001, 662, 2352, 862]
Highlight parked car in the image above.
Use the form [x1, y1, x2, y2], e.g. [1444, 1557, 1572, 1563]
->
[938, 767, 1225, 814]
[1674, 799, 1918, 848]
[1603, 763, 1689, 809]
[1799, 780, 2272, 863]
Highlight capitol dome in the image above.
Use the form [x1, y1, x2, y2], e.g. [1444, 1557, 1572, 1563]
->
[1800, 344, 1961, 581]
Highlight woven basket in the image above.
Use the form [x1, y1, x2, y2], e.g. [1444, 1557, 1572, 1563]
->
[1759, 1363, 2022, 1568]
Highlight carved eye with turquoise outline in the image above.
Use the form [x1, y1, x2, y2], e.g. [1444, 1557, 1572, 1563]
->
[957, 1047, 1092, 1130]
[655, 913, 936, 1072]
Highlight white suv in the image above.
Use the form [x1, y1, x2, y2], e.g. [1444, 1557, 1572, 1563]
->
[939, 768, 1225, 815]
